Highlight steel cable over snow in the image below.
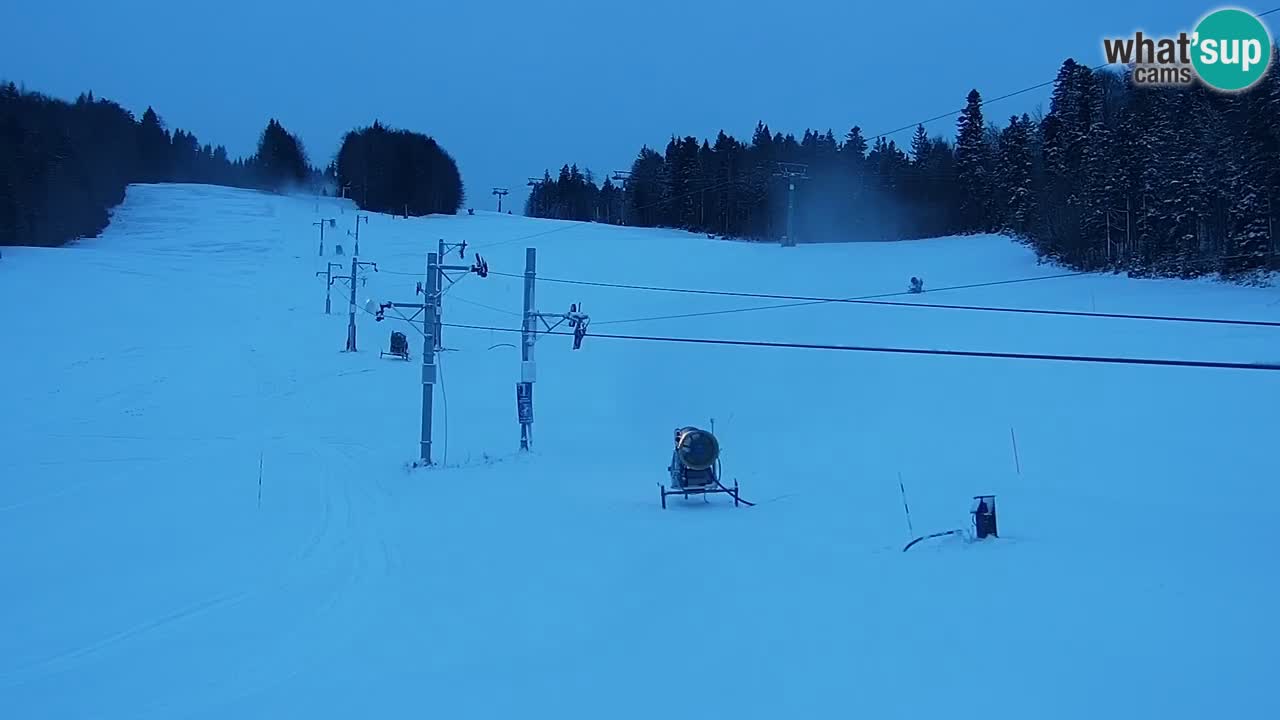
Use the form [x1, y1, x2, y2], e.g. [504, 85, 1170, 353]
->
[485, 268, 1280, 329]
[439, 322, 1280, 372]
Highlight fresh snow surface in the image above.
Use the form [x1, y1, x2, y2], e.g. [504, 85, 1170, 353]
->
[2, 183, 1279, 719]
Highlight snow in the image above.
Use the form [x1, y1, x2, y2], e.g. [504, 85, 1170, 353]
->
[2, 183, 1279, 718]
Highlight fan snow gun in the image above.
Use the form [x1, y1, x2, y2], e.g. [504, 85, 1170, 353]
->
[659, 426, 741, 509]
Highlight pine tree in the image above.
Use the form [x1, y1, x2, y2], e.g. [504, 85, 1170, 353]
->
[525, 170, 554, 218]
[1158, 86, 1216, 276]
[599, 177, 619, 224]
[170, 128, 200, 183]
[136, 107, 171, 183]
[818, 130, 838, 165]
[841, 126, 868, 233]
[955, 89, 992, 232]
[1256, 60, 1280, 270]
[910, 124, 930, 163]
[1079, 70, 1121, 268]
[1223, 77, 1276, 276]
[1039, 60, 1097, 261]
[995, 115, 1034, 237]
[711, 130, 740, 235]
[628, 145, 665, 228]
[254, 118, 309, 191]
[1117, 81, 1175, 273]
[744, 123, 776, 238]
[555, 164, 573, 218]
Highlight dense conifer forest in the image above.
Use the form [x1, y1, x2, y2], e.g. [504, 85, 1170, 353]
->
[528, 57, 1280, 279]
[0, 84, 464, 248]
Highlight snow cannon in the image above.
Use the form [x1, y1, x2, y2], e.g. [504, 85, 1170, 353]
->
[674, 426, 718, 473]
[660, 426, 741, 509]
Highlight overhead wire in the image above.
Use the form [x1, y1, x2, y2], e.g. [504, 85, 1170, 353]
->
[333, 8, 1280, 371]
[469, 6, 1280, 253]
[865, 8, 1280, 139]
[487, 268, 1280, 329]
[448, 294, 523, 317]
[570, 272, 1099, 326]
[439, 322, 1280, 372]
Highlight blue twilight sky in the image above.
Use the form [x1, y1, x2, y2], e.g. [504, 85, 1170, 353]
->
[2, 1, 1275, 210]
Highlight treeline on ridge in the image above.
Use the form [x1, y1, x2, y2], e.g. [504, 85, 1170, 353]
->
[0, 82, 465, 249]
[529, 54, 1280, 280]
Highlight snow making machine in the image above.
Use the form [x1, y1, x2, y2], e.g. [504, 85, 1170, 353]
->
[380, 330, 410, 361]
[661, 426, 741, 509]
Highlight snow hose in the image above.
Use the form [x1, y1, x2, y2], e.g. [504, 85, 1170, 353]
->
[714, 478, 756, 507]
[902, 529, 960, 552]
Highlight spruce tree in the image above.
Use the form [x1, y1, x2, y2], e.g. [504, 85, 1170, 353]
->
[136, 107, 171, 183]
[254, 118, 309, 191]
[712, 130, 740, 236]
[841, 126, 868, 233]
[1223, 78, 1275, 276]
[1117, 81, 1176, 273]
[627, 146, 665, 228]
[599, 177, 619, 224]
[1039, 60, 1097, 261]
[955, 89, 992, 232]
[1079, 70, 1120, 268]
[1158, 86, 1217, 276]
[910, 124, 930, 163]
[996, 115, 1034, 237]
[744, 124, 775, 238]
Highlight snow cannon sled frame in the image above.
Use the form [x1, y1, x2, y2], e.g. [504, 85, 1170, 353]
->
[381, 330, 410, 361]
[660, 426, 741, 509]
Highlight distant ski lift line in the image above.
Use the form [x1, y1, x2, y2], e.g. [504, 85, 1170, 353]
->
[381, 263, 1280, 329]
[440, 322, 1280, 372]
[865, 6, 1280, 140]
[482, 269, 1280, 329]
[474, 6, 1280, 252]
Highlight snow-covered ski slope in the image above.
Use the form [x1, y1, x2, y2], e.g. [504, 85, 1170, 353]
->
[2, 183, 1278, 719]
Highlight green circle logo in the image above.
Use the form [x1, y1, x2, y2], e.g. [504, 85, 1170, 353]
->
[1191, 8, 1272, 91]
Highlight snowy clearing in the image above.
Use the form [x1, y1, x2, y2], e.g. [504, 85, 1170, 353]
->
[2, 183, 1279, 719]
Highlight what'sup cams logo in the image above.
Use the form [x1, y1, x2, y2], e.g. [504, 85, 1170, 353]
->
[1102, 7, 1273, 91]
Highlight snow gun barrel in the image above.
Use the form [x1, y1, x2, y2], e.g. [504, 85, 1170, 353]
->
[674, 427, 719, 471]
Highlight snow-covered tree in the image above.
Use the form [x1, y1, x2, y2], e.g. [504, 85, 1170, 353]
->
[955, 89, 992, 232]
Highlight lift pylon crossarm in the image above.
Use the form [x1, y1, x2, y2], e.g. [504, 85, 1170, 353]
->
[529, 303, 590, 349]
[432, 255, 487, 290]
[439, 239, 468, 260]
[532, 312, 568, 334]
[438, 254, 483, 274]
[368, 300, 427, 331]
[382, 300, 427, 320]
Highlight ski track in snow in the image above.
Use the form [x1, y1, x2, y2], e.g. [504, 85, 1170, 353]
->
[1, 183, 1279, 719]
